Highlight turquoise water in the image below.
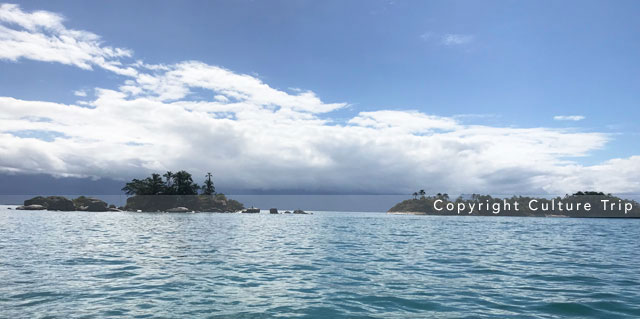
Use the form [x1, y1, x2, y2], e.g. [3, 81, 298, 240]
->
[1, 207, 639, 318]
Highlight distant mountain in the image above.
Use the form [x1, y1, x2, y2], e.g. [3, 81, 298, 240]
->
[0, 173, 124, 195]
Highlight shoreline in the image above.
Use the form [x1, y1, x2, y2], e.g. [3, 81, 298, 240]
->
[387, 210, 640, 218]
[387, 211, 428, 215]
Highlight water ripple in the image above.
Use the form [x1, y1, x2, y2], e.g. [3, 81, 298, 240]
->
[1, 209, 640, 318]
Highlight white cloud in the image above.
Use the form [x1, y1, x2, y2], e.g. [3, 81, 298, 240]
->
[441, 33, 474, 46]
[0, 3, 64, 31]
[0, 5, 639, 195]
[0, 3, 136, 76]
[0, 88, 620, 195]
[214, 95, 229, 103]
[554, 115, 585, 121]
[126, 61, 347, 113]
[73, 90, 87, 97]
[348, 110, 459, 133]
[541, 156, 640, 195]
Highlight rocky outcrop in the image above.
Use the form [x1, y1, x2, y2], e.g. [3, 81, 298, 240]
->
[125, 194, 243, 213]
[16, 204, 46, 210]
[18, 196, 113, 212]
[270, 208, 278, 214]
[23, 196, 48, 207]
[293, 209, 310, 214]
[73, 196, 109, 212]
[47, 196, 76, 211]
[24, 196, 75, 211]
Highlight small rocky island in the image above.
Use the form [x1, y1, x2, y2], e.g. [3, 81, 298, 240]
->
[17, 196, 117, 212]
[121, 170, 244, 212]
[388, 191, 640, 218]
[15, 171, 245, 213]
[14, 170, 311, 214]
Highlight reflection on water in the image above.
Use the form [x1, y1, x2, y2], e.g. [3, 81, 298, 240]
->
[1, 207, 640, 318]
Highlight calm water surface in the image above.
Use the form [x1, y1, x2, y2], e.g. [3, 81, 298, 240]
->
[1, 207, 639, 318]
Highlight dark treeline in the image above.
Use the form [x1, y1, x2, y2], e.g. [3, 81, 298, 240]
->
[122, 171, 243, 212]
[122, 170, 214, 196]
[390, 191, 640, 218]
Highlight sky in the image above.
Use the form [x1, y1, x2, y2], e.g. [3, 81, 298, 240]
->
[1, 0, 639, 196]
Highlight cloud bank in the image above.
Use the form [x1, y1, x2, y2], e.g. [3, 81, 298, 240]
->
[1, 4, 639, 195]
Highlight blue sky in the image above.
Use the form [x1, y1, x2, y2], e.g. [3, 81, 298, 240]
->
[1, 1, 639, 195]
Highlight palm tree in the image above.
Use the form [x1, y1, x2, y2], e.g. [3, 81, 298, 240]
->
[412, 192, 418, 200]
[163, 171, 174, 194]
[122, 178, 145, 195]
[123, 171, 199, 196]
[173, 170, 199, 195]
[148, 173, 165, 195]
[419, 189, 426, 199]
[202, 172, 215, 195]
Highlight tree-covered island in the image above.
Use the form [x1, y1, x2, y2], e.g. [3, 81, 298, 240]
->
[16, 170, 244, 213]
[121, 170, 244, 212]
[389, 191, 640, 218]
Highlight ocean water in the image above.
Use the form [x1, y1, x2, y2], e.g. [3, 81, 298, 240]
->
[1, 207, 639, 318]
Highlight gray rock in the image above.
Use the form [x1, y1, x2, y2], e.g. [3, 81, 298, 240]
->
[23, 196, 48, 207]
[47, 197, 76, 211]
[293, 209, 309, 214]
[24, 196, 75, 211]
[269, 208, 278, 214]
[73, 196, 108, 212]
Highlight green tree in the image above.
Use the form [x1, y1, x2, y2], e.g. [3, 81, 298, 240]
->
[173, 170, 200, 195]
[202, 172, 215, 195]
[419, 189, 426, 199]
[121, 174, 165, 195]
[123, 170, 203, 196]
[147, 173, 165, 195]
[412, 192, 418, 200]
[122, 178, 147, 195]
[163, 171, 175, 194]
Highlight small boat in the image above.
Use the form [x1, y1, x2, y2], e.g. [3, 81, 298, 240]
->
[241, 207, 260, 214]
